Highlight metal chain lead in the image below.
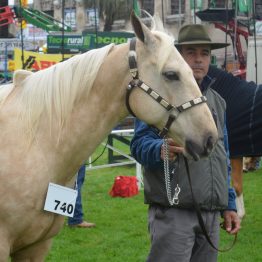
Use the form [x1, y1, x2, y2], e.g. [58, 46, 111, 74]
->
[163, 139, 181, 206]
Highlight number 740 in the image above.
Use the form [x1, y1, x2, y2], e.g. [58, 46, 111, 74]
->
[54, 200, 74, 214]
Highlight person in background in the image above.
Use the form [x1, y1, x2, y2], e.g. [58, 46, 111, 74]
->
[130, 24, 240, 262]
[68, 164, 95, 228]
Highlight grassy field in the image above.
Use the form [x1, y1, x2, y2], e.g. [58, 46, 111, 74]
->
[46, 145, 262, 262]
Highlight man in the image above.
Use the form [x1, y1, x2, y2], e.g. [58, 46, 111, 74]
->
[130, 24, 241, 262]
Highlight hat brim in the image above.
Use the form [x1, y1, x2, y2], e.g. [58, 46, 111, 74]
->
[175, 41, 230, 50]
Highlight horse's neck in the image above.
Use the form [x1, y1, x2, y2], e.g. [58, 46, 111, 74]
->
[50, 44, 131, 180]
[78, 44, 130, 146]
[83, 46, 129, 120]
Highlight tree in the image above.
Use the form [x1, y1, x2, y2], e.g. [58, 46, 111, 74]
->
[83, 0, 133, 31]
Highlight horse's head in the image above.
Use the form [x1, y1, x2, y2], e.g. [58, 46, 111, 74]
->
[127, 13, 218, 160]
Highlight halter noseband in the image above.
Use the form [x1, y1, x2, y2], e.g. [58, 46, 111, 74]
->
[126, 38, 207, 138]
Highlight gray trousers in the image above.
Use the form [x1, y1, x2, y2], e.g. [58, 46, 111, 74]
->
[146, 205, 220, 262]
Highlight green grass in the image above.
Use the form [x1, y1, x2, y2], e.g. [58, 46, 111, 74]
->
[46, 144, 262, 261]
[218, 168, 262, 262]
[46, 166, 149, 262]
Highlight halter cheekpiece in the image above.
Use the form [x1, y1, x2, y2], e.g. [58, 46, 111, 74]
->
[126, 38, 207, 138]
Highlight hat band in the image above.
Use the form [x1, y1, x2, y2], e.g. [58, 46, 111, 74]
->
[179, 35, 211, 44]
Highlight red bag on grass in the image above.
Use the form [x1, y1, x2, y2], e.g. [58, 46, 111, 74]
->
[109, 176, 139, 197]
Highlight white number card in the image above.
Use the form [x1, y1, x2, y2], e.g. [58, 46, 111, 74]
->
[44, 183, 77, 217]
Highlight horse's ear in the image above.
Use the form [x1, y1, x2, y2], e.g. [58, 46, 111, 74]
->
[131, 11, 155, 46]
[153, 13, 165, 32]
[13, 70, 33, 86]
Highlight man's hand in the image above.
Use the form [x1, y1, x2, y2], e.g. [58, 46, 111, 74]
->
[160, 138, 184, 160]
[222, 210, 241, 235]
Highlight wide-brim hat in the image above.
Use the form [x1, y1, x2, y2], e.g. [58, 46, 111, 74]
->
[175, 24, 230, 50]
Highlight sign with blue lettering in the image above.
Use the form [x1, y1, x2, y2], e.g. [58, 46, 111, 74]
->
[47, 31, 135, 53]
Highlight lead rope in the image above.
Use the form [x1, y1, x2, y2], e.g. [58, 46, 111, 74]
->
[163, 139, 237, 251]
[183, 156, 237, 252]
[163, 139, 180, 206]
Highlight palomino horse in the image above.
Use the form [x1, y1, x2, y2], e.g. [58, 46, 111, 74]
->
[0, 13, 218, 261]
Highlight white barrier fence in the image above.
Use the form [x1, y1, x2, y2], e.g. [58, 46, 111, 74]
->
[86, 129, 143, 188]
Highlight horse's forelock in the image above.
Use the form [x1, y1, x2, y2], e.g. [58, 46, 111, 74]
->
[152, 31, 175, 72]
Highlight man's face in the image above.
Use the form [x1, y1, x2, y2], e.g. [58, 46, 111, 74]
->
[180, 44, 211, 85]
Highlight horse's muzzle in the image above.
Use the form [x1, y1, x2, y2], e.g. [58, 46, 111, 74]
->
[185, 135, 216, 161]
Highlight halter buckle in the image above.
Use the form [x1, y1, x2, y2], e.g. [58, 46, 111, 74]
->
[129, 68, 138, 79]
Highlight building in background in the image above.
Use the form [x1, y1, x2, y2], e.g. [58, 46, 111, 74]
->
[27, 1, 234, 60]
[3, 0, 262, 71]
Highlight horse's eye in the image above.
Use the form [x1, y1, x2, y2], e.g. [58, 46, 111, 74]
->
[163, 71, 179, 81]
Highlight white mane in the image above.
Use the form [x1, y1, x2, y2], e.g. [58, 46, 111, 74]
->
[7, 44, 114, 138]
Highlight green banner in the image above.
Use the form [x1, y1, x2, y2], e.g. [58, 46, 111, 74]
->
[47, 31, 135, 54]
[190, 0, 202, 9]
[133, 0, 141, 17]
[237, 0, 252, 13]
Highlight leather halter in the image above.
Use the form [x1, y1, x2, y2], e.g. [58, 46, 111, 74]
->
[126, 38, 207, 138]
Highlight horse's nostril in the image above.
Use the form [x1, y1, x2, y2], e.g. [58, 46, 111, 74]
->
[205, 136, 215, 155]
[185, 135, 216, 160]
[185, 140, 201, 161]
